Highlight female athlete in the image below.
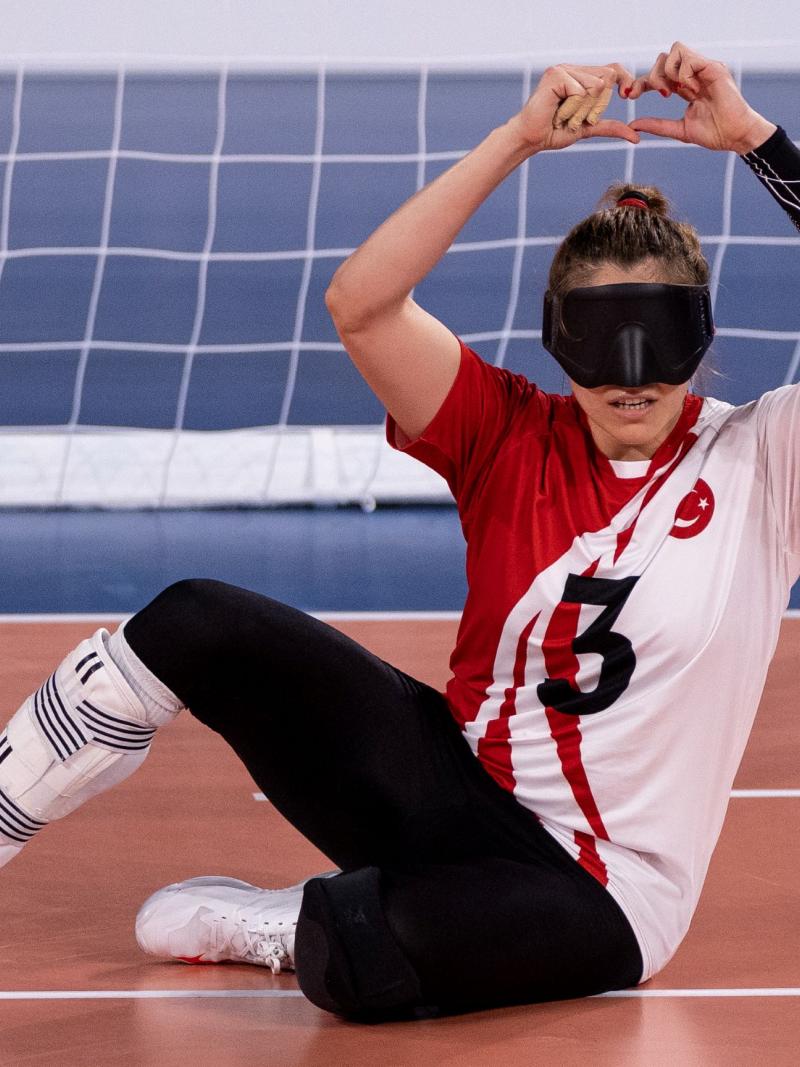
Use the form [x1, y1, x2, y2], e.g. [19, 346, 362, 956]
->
[1, 42, 798, 1019]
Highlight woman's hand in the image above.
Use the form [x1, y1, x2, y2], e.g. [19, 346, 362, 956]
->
[507, 63, 639, 152]
[627, 42, 776, 153]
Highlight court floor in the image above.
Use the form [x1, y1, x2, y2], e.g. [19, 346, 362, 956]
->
[1, 614, 798, 1066]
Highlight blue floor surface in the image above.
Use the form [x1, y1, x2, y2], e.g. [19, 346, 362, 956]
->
[1, 506, 798, 615]
[0, 507, 468, 614]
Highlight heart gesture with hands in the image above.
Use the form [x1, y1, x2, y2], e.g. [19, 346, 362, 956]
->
[627, 42, 776, 154]
[512, 41, 775, 157]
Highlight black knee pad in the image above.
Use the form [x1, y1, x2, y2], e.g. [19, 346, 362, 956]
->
[294, 867, 423, 1019]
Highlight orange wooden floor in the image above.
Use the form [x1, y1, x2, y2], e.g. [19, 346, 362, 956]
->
[0, 617, 798, 1066]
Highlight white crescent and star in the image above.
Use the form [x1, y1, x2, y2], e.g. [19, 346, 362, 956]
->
[669, 479, 715, 539]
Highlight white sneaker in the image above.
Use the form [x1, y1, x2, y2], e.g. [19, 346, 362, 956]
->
[135, 875, 312, 974]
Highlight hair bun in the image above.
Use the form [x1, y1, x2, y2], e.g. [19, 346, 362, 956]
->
[616, 191, 650, 209]
[600, 183, 670, 217]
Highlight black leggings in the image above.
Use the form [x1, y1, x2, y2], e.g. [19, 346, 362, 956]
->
[125, 579, 643, 1018]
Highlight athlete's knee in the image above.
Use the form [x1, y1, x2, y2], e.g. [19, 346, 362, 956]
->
[129, 579, 235, 637]
[294, 868, 425, 1020]
[124, 578, 244, 680]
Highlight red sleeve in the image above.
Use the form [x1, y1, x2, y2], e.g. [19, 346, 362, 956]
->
[386, 340, 549, 514]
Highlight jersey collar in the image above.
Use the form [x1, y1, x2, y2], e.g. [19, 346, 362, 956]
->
[575, 391, 705, 489]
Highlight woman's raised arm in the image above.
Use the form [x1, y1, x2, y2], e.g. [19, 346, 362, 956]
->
[325, 63, 638, 440]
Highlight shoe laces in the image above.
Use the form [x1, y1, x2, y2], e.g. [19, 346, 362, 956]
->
[209, 912, 296, 974]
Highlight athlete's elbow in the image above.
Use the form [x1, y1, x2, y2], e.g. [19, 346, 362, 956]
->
[325, 274, 399, 337]
[325, 272, 368, 334]
[324, 273, 351, 325]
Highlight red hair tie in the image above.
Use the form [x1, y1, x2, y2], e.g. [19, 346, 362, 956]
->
[617, 196, 650, 210]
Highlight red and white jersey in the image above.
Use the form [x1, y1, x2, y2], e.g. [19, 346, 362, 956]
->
[388, 340, 800, 981]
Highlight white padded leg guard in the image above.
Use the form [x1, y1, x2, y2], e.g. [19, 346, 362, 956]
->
[0, 628, 174, 866]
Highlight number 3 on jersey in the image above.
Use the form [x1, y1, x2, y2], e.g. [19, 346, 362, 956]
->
[537, 574, 639, 717]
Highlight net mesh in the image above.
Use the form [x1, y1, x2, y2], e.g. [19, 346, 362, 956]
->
[0, 61, 798, 507]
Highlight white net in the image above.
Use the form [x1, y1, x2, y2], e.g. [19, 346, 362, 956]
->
[0, 57, 798, 507]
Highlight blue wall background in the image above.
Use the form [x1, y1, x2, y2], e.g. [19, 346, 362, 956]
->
[0, 69, 797, 612]
[0, 70, 797, 430]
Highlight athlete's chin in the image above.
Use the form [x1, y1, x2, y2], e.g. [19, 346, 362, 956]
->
[605, 411, 660, 438]
[600, 412, 674, 453]
[580, 385, 688, 459]
[609, 414, 659, 437]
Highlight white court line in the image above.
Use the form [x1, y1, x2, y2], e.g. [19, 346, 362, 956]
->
[0, 613, 131, 623]
[1, 987, 798, 1001]
[3, 611, 797, 624]
[0, 989, 304, 1000]
[0, 611, 464, 623]
[253, 789, 800, 802]
[600, 988, 800, 998]
[309, 610, 460, 622]
[730, 789, 800, 798]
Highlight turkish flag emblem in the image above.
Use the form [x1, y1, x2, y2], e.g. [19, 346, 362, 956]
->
[669, 479, 715, 539]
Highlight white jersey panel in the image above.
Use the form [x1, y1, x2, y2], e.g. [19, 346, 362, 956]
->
[468, 391, 799, 980]
[755, 382, 800, 556]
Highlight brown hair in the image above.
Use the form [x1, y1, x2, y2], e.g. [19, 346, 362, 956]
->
[547, 182, 710, 298]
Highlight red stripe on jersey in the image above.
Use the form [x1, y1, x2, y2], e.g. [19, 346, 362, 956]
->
[477, 612, 539, 792]
[613, 433, 699, 563]
[574, 830, 609, 886]
[540, 558, 599, 688]
[543, 441, 700, 880]
[545, 705, 609, 842]
[541, 557, 610, 851]
[613, 522, 636, 563]
[539, 440, 700, 880]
